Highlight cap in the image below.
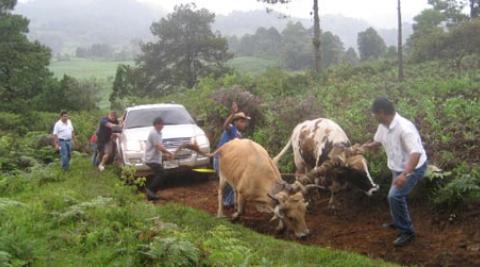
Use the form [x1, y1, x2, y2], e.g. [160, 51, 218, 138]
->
[232, 112, 251, 121]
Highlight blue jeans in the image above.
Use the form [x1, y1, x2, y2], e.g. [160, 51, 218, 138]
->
[214, 155, 235, 207]
[91, 143, 98, 166]
[388, 162, 427, 234]
[59, 139, 72, 170]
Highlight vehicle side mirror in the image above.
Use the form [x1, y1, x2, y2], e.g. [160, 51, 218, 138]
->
[196, 119, 205, 127]
[112, 125, 123, 133]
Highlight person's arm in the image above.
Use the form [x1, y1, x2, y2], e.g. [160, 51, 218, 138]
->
[155, 143, 174, 160]
[223, 102, 239, 131]
[101, 117, 118, 129]
[72, 132, 79, 146]
[104, 121, 117, 129]
[53, 134, 60, 150]
[393, 153, 421, 188]
[71, 122, 78, 145]
[362, 141, 381, 151]
[53, 123, 60, 150]
[362, 126, 383, 152]
[394, 131, 422, 188]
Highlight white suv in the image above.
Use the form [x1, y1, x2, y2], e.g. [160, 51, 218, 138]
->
[116, 103, 211, 175]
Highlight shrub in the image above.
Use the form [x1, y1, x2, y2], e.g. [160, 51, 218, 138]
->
[433, 164, 480, 210]
[33, 75, 101, 112]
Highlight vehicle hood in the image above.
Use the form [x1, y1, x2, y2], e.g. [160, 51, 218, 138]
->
[120, 124, 205, 151]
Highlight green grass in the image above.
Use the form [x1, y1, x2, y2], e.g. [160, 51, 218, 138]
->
[0, 156, 398, 266]
[49, 57, 133, 80]
[228, 56, 280, 74]
[50, 56, 279, 80]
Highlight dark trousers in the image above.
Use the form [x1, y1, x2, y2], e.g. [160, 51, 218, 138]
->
[146, 163, 165, 192]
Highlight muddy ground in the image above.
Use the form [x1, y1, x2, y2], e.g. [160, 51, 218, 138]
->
[154, 175, 480, 267]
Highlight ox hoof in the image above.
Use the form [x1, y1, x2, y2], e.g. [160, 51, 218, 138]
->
[231, 212, 241, 221]
[216, 213, 227, 219]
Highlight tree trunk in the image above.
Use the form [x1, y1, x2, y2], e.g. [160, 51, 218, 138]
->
[313, 0, 322, 74]
[398, 0, 404, 82]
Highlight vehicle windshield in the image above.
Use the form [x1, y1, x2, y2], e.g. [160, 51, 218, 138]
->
[124, 106, 195, 129]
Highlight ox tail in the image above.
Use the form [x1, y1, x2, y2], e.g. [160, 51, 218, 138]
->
[273, 137, 292, 165]
[174, 142, 222, 158]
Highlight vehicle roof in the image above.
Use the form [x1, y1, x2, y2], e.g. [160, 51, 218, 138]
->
[125, 103, 185, 112]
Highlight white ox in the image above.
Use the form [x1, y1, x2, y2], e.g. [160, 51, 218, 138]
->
[274, 118, 379, 210]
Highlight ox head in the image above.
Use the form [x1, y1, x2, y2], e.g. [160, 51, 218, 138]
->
[305, 144, 379, 196]
[268, 183, 320, 239]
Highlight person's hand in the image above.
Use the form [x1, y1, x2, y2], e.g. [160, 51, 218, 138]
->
[393, 173, 407, 188]
[55, 144, 60, 151]
[231, 101, 239, 114]
[165, 152, 175, 161]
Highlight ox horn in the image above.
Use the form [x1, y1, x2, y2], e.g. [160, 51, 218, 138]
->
[267, 193, 280, 205]
[304, 184, 326, 192]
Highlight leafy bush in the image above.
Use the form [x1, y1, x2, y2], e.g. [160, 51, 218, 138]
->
[433, 164, 480, 209]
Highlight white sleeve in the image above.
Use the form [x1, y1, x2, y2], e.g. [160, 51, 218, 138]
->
[402, 131, 423, 154]
[53, 122, 59, 135]
[373, 126, 383, 143]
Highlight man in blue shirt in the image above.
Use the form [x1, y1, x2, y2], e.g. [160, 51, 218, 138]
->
[214, 102, 250, 207]
[96, 112, 119, 171]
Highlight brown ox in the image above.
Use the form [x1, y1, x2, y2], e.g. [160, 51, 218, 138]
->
[179, 139, 318, 239]
[273, 118, 379, 210]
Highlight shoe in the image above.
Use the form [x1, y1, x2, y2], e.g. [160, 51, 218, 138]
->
[146, 188, 160, 201]
[98, 164, 105, 172]
[394, 232, 416, 247]
[382, 223, 397, 229]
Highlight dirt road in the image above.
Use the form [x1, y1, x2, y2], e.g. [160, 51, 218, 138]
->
[156, 175, 480, 267]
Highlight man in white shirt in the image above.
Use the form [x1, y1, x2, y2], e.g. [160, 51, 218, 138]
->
[53, 111, 75, 171]
[363, 97, 428, 247]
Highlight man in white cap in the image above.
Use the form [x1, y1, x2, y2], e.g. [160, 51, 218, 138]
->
[214, 102, 251, 208]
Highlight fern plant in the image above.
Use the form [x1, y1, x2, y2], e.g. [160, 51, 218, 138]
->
[433, 166, 480, 208]
[141, 236, 200, 267]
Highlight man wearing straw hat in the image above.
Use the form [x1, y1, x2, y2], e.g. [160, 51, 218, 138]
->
[214, 102, 251, 208]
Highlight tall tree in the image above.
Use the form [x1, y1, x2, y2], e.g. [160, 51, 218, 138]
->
[321, 31, 344, 68]
[281, 22, 313, 70]
[398, 0, 405, 81]
[312, 0, 322, 73]
[407, 9, 446, 62]
[343, 47, 359, 65]
[357, 27, 387, 60]
[259, 0, 322, 74]
[0, 0, 52, 111]
[428, 0, 468, 26]
[137, 4, 232, 94]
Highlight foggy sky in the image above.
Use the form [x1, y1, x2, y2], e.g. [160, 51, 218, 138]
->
[139, 0, 431, 28]
[19, 0, 432, 28]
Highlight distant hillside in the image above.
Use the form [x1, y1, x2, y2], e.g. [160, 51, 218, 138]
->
[15, 0, 411, 54]
[16, 0, 162, 54]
